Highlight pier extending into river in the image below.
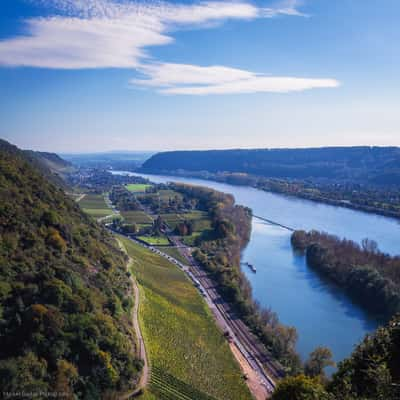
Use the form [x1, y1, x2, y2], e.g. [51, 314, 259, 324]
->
[253, 215, 295, 232]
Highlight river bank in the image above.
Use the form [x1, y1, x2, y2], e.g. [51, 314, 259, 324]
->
[112, 170, 399, 369]
[138, 169, 400, 221]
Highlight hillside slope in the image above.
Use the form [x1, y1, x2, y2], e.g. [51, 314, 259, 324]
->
[24, 150, 75, 188]
[141, 147, 400, 185]
[0, 140, 141, 398]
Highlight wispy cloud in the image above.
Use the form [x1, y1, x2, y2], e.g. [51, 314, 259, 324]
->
[0, 1, 339, 96]
[0, 0, 305, 69]
[133, 62, 340, 95]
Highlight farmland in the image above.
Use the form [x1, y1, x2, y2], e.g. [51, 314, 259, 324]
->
[119, 238, 251, 400]
[125, 183, 153, 192]
[78, 193, 113, 219]
[121, 210, 153, 225]
[137, 235, 170, 246]
[160, 211, 211, 231]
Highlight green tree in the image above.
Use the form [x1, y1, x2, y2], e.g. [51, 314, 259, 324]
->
[305, 347, 335, 378]
[271, 375, 331, 400]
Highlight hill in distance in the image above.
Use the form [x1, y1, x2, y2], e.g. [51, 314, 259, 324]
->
[141, 146, 400, 185]
[62, 151, 154, 170]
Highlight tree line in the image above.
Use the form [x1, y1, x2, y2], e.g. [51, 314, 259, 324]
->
[171, 183, 306, 374]
[291, 230, 400, 318]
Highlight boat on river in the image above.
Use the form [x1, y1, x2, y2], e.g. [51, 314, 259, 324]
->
[242, 262, 256, 273]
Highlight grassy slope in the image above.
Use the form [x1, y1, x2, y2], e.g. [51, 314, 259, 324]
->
[120, 237, 251, 400]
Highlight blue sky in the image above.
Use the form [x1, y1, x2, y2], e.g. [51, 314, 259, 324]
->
[0, 0, 399, 152]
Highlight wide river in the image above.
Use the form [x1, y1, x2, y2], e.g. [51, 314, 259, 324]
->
[115, 171, 400, 367]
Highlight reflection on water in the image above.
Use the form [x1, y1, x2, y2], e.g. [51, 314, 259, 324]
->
[242, 219, 378, 366]
[115, 171, 399, 365]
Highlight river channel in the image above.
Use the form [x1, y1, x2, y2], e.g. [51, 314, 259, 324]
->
[114, 171, 399, 367]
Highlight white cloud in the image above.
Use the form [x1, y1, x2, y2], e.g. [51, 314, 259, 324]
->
[0, 15, 169, 68]
[134, 63, 255, 86]
[0, 1, 339, 96]
[133, 62, 340, 95]
[0, 0, 304, 69]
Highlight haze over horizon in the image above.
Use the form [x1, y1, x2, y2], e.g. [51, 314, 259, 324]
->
[1, 0, 399, 152]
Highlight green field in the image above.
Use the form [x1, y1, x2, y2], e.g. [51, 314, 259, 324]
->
[121, 210, 153, 224]
[78, 194, 113, 219]
[160, 211, 211, 231]
[181, 232, 202, 246]
[155, 246, 188, 265]
[125, 183, 152, 193]
[120, 238, 251, 400]
[137, 236, 170, 246]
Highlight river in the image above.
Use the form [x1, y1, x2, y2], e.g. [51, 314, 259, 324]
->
[113, 171, 399, 368]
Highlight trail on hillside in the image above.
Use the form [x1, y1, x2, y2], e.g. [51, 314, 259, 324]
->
[117, 239, 150, 398]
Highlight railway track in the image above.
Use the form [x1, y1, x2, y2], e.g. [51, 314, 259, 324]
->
[189, 260, 283, 386]
[171, 237, 285, 389]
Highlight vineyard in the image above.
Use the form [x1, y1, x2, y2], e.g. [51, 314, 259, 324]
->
[149, 366, 218, 400]
[120, 238, 251, 400]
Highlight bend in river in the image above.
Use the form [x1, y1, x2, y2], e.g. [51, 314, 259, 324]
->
[113, 171, 399, 367]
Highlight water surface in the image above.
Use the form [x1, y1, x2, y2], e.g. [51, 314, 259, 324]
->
[114, 171, 399, 364]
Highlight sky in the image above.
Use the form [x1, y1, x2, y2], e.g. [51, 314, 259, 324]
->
[0, 0, 399, 152]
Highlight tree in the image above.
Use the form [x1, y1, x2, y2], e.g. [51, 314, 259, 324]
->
[361, 238, 379, 254]
[305, 347, 335, 378]
[55, 359, 78, 397]
[271, 375, 331, 400]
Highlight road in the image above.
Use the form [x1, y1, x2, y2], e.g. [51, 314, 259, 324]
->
[115, 230, 283, 399]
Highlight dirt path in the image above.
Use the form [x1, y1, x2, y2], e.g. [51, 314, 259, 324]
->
[118, 240, 150, 399]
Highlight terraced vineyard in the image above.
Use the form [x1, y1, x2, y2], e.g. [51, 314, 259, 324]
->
[78, 193, 113, 218]
[121, 210, 153, 224]
[149, 366, 218, 400]
[120, 238, 251, 400]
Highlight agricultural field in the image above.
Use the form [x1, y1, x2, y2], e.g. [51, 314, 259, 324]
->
[119, 238, 251, 400]
[121, 210, 153, 224]
[125, 183, 153, 192]
[78, 193, 113, 219]
[137, 236, 170, 246]
[161, 211, 211, 231]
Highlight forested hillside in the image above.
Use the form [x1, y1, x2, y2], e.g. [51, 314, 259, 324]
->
[141, 147, 400, 185]
[24, 150, 75, 188]
[0, 140, 141, 398]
